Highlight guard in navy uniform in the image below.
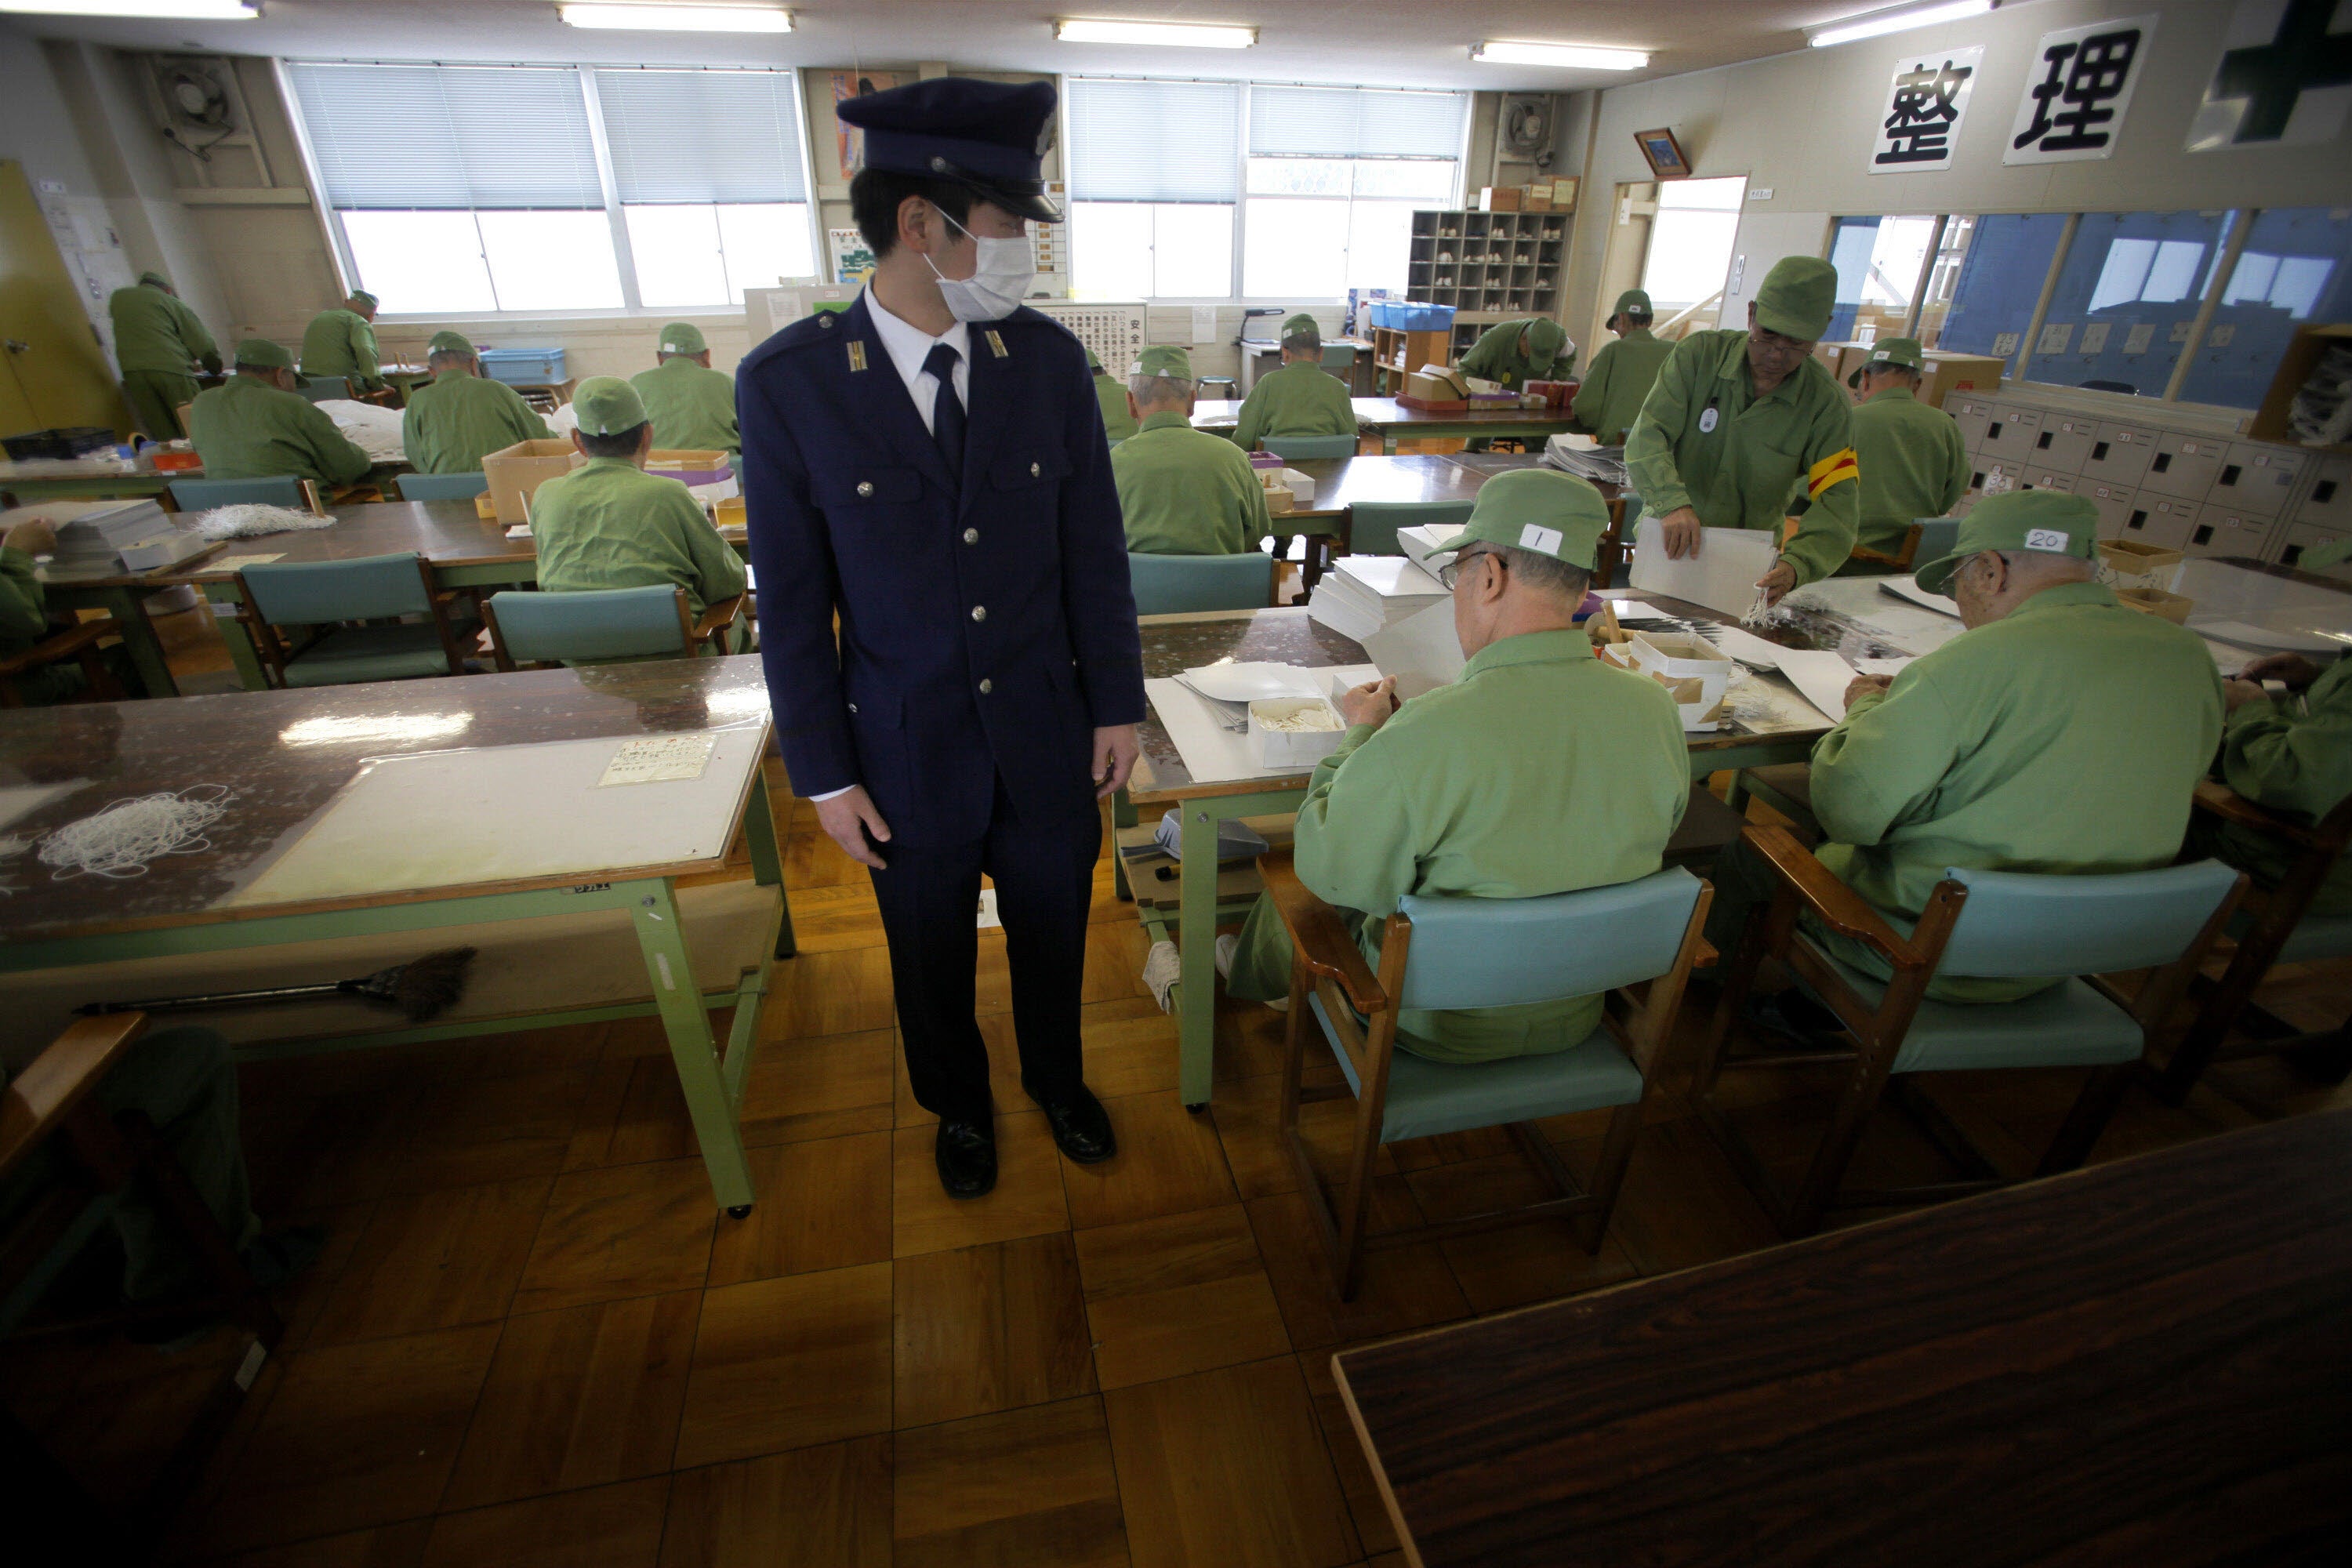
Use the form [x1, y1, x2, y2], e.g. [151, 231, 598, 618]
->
[739, 78, 1143, 1198]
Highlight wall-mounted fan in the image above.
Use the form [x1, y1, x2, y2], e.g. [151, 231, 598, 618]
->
[156, 60, 236, 162]
[1503, 96, 1551, 159]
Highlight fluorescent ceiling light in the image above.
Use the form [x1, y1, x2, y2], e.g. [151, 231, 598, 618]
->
[1473, 41, 1650, 71]
[558, 2, 793, 31]
[1807, 0, 1992, 49]
[0, 2, 259, 17]
[1054, 18, 1256, 49]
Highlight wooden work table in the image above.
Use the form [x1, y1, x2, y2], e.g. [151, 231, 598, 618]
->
[1334, 1109, 2352, 1567]
[1191, 397, 1581, 453]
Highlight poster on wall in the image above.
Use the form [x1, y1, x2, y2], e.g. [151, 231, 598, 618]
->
[2185, 0, 2352, 153]
[829, 227, 877, 286]
[832, 70, 910, 180]
[1869, 45, 1984, 172]
[2003, 14, 2158, 165]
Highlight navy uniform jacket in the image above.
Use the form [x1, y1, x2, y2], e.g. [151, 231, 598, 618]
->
[739, 294, 1146, 848]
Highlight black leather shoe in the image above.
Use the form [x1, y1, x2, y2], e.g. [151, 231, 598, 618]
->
[935, 1117, 998, 1198]
[1032, 1083, 1116, 1164]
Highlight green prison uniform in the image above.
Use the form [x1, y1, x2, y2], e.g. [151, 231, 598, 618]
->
[1719, 582, 2223, 1003]
[298, 307, 385, 394]
[529, 457, 750, 653]
[1456, 319, 1576, 390]
[0, 1026, 258, 1305]
[187, 376, 372, 486]
[630, 355, 741, 457]
[1835, 386, 1968, 575]
[1112, 411, 1274, 556]
[1570, 328, 1672, 447]
[402, 372, 553, 475]
[1230, 361, 1356, 451]
[109, 281, 220, 439]
[2, 545, 75, 706]
[1624, 328, 1860, 589]
[1227, 629, 1690, 1062]
[2201, 659, 2352, 914]
[1094, 368, 1138, 444]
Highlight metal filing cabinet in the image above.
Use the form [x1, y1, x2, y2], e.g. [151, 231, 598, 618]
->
[1972, 459, 2029, 499]
[2128, 495, 2201, 549]
[2291, 455, 2351, 532]
[2183, 506, 2274, 560]
[2021, 466, 2077, 492]
[2078, 421, 2160, 487]
[2030, 412, 2097, 474]
[1947, 394, 1998, 453]
[2282, 521, 2352, 580]
[1976, 403, 2045, 465]
[2205, 441, 2306, 517]
[2140, 431, 2230, 499]
[2081, 480, 2138, 537]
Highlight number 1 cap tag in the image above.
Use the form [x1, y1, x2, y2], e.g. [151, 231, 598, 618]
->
[1699, 406, 1719, 434]
[1519, 523, 1564, 557]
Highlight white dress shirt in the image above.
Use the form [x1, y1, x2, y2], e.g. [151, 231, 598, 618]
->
[862, 283, 969, 434]
[808, 285, 975, 804]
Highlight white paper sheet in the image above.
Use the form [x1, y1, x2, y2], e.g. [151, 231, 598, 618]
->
[1701, 625, 1788, 668]
[1880, 575, 1961, 617]
[1628, 518, 1780, 619]
[1606, 600, 1675, 622]
[1774, 648, 1863, 724]
[1362, 600, 1465, 699]
[2186, 618, 2339, 654]
[598, 735, 717, 786]
[213, 553, 285, 572]
[1147, 666, 1380, 784]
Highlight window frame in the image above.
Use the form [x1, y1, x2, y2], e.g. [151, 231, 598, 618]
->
[279, 58, 824, 322]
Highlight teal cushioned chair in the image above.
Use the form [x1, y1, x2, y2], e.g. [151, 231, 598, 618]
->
[484, 584, 741, 667]
[170, 474, 314, 513]
[1697, 825, 2246, 1237]
[1127, 552, 1276, 615]
[1318, 343, 1356, 376]
[2154, 782, 2352, 1103]
[296, 376, 350, 402]
[1266, 857, 1712, 1299]
[237, 552, 475, 687]
[395, 471, 489, 503]
[1261, 434, 1359, 462]
[1347, 498, 1473, 558]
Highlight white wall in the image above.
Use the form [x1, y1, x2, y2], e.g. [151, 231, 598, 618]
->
[1563, 0, 2352, 338]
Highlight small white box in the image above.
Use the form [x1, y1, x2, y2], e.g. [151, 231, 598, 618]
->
[1625, 630, 1734, 713]
[1248, 696, 1348, 767]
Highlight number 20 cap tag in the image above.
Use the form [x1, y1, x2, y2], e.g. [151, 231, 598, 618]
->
[2024, 528, 2070, 551]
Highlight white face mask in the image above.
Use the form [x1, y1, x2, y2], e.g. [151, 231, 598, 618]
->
[924, 206, 1036, 322]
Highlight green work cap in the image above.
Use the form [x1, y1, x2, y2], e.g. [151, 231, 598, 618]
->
[349, 289, 378, 310]
[1432, 468, 1609, 572]
[139, 270, 170, 289]
[427, 330, 476, 358]
[658, 321, 706, 354]
[1755, 255, 1838, 342]
[1133, 345, 1193, 379]
[1085, 347, 1103, 371]
[234, 337, 292, 371]
[1913, 489, 2100, 597]
[572, 376, 648, 437]
[1526, 318, 1566, 360]
[2300, 537, 2352, 571]
[1609, 288, 1651, 325]
[1849, 336, 1926, 387]
[1281, 312, 1320, 339]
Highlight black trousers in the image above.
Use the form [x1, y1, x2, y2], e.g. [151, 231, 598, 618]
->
[868, 775, 1101, 1124]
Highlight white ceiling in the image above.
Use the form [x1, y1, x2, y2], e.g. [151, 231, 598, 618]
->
[5, 0, 1861, 91]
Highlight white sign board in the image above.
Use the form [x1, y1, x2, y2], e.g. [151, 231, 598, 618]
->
[2005, 14, 2158, 165]
[1871, 45, 1984, 173]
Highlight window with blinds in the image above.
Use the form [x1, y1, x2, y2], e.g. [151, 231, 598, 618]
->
[285, 60, 815, 314]
[1067, 78, 1242, 299]
[1242, 85, 1466, 299]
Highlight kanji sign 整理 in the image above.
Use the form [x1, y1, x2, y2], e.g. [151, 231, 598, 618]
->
[1871, 45, 1984, 173]
[2005, 14, 2159, 165]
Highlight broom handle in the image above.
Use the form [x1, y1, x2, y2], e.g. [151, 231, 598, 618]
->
[78, 979, 350, 1016]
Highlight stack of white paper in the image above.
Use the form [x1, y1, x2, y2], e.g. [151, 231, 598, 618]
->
[1395, 524, 1458, 573]
[1628, 518, 1780, 619]
[1306, 555, 1448, 642]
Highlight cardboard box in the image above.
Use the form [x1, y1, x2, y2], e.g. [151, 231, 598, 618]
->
[1397, 394, 1471, 412]
[1625, 630, 1735, 715]
[714, 495, 746, 532]
[482, 438, 584, 524]
[1523, 187, 1552, 212]
[1917, 351, 2005, 409]
[2249, 322, 2352, 450]
[2117, 586, 2192, 623]
[1248, 697, 1348, 767]
[645, 449, 731, 488]
[1410, 365, 1471, 398]
[2098, 539, 2183, 583]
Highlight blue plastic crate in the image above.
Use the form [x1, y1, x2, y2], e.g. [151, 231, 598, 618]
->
[1370, 301, 1454, 332]
[477, 347, 568, 385]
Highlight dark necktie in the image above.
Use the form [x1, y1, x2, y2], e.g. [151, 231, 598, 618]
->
[924, 341, 966, 477]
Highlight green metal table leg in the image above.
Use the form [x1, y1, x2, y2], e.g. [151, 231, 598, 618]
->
[201, 583, 270, 691]
[96, 585, 180, 698]
[1177, 805, 1221, 1109]
[740, 771, 796, 958]
[628, 877, 757, 1214]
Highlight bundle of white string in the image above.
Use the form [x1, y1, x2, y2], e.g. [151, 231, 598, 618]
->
[38, 786, 232, 880]
[189, 504, 336, 542]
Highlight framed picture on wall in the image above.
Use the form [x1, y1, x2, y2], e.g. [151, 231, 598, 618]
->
[832, 70, 911, 180]
[1633, 127, 1692, 180]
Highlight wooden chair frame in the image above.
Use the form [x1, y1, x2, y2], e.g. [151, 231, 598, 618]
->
[1, 1015, 282, 1552]
[481, 587, 746, 671]
[1848, 521, 1926, 572]
[232, 556, 473, 687]
[1265, 854, 1714, 1300]
[1692, 825, 2245, 1238]
[2153, 781, 2352, 1103]
[0, 615, 126, 707]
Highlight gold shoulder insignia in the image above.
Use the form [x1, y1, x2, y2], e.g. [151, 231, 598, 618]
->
[848, 340, 869, 372]
[985, 330, 1009, 359]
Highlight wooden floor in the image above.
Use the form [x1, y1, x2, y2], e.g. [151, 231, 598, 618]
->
[9, 612, 2350, 1566]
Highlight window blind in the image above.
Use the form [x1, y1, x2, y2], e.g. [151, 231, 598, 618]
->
[1068, 78, 1240, 202]
[594, 68, 808, 205]
[1248, 85, 1466, 160]
[288, 62, 604, 210]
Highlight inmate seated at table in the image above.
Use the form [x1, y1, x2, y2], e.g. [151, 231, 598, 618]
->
[631, 321, 740, 459]
[1223, 468, 1688, 1062]
[1, 517, 147, 704]
[1705, 492, 2224, 1017]
[1230, 314, 1357, 452]
[1112, 345, 1275, 557]
[186, 338, 372, 488]
[402, 331, 554, 476]
[528, 378, 750, 655]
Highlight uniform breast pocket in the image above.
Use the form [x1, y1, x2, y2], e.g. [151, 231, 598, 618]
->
[990, 448, 1072, 498]
[816, 467, 925, 516]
